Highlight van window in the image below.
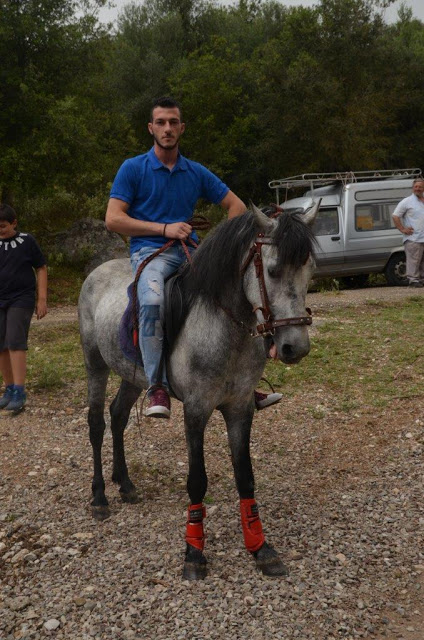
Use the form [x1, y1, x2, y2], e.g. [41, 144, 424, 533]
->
[312, 208, 339, 236]
[355, 203, 397, 232]
[355, 188, 411, 201]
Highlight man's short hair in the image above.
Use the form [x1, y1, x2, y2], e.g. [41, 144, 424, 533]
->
[150, 96, 182, 122]
[0, 203, 17, 223]
[413, 177, 424, 186]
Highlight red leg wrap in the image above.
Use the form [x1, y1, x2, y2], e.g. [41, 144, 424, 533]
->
[240, 498, 265, 552]
[185, 503, 206, 551]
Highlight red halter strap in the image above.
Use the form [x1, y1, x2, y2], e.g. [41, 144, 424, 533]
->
[241, 234, 312, 337]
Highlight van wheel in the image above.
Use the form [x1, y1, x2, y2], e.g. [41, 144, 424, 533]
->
[341, 275, 369, 289]
[385, 254, 407, 286]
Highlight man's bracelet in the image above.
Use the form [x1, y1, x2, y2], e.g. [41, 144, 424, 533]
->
[163, 223, 167, 237]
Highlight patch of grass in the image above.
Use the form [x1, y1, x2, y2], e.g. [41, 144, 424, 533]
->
[265, 297, 424, 408]
[5, 292, 423, 415]
[4, 513, 19, 522]
[368, 273, 387, 287]
[311, 277, 341, 293]
[336, 397, 360, 413]
[317, 321, 340, 333]
[364, 298, 393, 308]
[308, 406, 326, 419]
[27, 324, 84, 390]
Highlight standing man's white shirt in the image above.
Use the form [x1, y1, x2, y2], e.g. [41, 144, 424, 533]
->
[393, 194, 424, 243]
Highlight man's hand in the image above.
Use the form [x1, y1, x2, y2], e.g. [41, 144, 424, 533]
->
[393, 216, 414, 236]
[164, 221, 192, 240]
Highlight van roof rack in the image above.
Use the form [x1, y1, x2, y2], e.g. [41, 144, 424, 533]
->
[269, 168, 422, 192]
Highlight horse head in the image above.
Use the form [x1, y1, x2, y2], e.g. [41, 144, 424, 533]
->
[244, 201, 319, 364]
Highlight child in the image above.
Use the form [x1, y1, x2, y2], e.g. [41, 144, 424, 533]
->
[0, 203, 47, 412]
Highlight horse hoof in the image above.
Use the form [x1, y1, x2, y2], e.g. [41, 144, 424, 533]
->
[182, 561, 207, 581]
[91, 505, 111, 521]
[256, 556, 289, 576]
[120, 490, 140, 504]
[254, 542, 289, 577]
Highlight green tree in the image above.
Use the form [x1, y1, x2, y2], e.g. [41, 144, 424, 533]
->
[3, 0, 423, 231]
[249, 0, 405, 187]
[169, 36, 260, 200]
[0, 0, 136, 211]
[382, 6, 424, 169]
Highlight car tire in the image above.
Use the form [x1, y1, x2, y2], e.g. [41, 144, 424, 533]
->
[385, 253, 407, 286]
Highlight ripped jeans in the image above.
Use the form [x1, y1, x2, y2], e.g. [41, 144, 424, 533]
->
[130, 244, 193, 389]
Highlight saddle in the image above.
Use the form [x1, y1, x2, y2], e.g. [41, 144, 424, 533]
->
[119, 262, 189, 365]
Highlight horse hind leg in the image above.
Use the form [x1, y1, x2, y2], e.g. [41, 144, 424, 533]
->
[87, 364, 111, 521]
[221, 403, 289, 577]
[110, 380, 141, 504]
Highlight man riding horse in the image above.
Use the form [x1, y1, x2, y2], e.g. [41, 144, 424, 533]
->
[105, 96, 282, 418]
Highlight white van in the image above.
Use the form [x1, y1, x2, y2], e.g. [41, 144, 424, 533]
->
[269, 169, 422, 286]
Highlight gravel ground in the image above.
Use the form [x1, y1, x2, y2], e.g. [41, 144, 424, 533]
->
[1, 287, 424, 640]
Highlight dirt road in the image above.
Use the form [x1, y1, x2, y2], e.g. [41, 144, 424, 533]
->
[1, 285, 422, 640]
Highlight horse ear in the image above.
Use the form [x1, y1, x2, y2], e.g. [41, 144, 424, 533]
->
[249, 201, 275, 234]
[302, 198, 321, 226]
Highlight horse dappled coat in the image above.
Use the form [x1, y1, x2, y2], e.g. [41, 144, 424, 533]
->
[78, 203, 318, 579]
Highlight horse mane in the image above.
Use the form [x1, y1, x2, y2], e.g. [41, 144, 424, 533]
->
[184, 209, 316, 304]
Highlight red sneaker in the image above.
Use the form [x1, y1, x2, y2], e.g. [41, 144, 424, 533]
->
[145, 386, 171, 418]
[254, 390, 282, 410]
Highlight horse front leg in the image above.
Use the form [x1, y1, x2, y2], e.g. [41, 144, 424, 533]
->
[110, 380, 141, 503]
[182, 405, 212, 581]
[221, 403, 289, 577]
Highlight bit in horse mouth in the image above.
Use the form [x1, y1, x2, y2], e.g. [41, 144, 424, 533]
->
[269, 340, 278, 360]
[264, 335, 278, 360]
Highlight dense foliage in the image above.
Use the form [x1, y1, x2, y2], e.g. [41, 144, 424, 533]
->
[1, 0, 423, 233]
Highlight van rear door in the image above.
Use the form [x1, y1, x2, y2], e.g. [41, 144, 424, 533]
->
[343, 185, 409, 272]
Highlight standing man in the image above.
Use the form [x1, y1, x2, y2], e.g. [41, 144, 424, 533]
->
[393, 177, 424, 287]
[106, 96, 281, 417]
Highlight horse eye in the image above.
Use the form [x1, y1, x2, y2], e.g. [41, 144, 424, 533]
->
[267, 267, 280, 279]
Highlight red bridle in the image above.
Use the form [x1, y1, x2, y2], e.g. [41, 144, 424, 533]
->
[240, 234, 312, 337]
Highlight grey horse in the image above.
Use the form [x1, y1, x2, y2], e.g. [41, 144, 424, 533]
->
[78, 202, 318, 579]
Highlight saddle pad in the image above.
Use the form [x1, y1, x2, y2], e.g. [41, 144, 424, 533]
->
[119, 284, 143, 365]
[164, 263, 189, 349]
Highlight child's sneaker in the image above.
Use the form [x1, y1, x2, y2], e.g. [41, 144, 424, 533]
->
[0, 385, 14, 409]
[5, 389, 27, 412]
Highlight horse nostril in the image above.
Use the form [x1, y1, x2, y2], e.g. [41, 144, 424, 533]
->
[282, 341, 310, 362]
[282, 343, 294, 359]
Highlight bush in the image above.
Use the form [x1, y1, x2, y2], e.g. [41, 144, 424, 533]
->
[15, 187, 109, 237]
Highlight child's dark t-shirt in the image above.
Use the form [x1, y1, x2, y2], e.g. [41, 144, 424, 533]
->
[0, 232, 46, 309]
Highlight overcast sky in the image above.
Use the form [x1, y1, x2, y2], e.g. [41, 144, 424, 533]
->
[97, 0, 424, 26]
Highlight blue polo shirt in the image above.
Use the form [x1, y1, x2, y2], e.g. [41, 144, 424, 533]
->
[110, 147, 229, 254]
